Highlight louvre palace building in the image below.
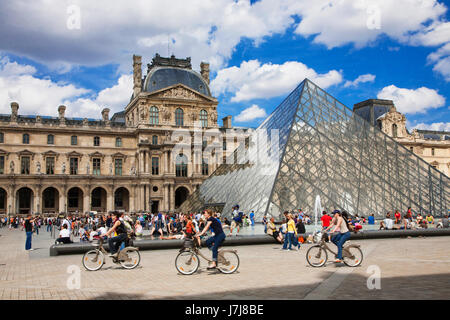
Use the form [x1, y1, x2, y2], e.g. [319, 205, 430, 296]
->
[0, 54, 251, 215]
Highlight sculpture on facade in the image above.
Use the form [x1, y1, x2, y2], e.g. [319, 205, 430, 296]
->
[86, 162, 90, 174]
[10, 161, 14, 174]
[36, 161, 41, 174]
[62, 162, 66, 174]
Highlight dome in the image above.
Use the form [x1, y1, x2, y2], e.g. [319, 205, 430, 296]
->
[143, 66, 212, 97]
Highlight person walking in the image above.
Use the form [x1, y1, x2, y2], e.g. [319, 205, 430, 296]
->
[24, 215, 35, 251]
[282, 213, 299, 251]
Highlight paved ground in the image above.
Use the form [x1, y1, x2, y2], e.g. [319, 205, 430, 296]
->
[0, 226, 449, 300]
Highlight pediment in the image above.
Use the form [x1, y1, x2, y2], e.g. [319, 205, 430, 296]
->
[148, 84, 216, 102]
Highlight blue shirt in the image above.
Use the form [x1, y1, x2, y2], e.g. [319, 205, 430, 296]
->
[368, 216, 375, 225]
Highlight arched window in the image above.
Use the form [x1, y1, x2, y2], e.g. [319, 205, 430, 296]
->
[176, 154, 188, 177]
[152, 135, 158, 145]
[23, 134, 30, 144]
[200, 109, 208, 127]
[392, 124, 398, 138]
[149, 106, 159, 125]
[175, 108, 184, 126]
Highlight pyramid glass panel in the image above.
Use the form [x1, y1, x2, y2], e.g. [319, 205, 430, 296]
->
[180, 79, 449, 220]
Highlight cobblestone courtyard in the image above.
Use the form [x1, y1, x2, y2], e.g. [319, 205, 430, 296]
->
[0, 227, 449, 300]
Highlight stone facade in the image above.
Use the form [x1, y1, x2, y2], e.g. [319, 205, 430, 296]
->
[0, 54, 251, 215]
[354, 99, 450, 176]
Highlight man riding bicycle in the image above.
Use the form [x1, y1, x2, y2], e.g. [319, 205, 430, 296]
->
[195, 210, 225, 270]
[103, 212, 128, 259]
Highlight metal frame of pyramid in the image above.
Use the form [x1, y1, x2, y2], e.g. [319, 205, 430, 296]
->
[180, 79, 449, 221]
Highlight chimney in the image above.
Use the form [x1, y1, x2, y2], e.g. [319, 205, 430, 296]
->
[133, 55, 142, 98]
[200, 62, 210, 84]
[102, 108, 110, 122]
[222, 115, 232, 129]
[10, 102, 19, 121]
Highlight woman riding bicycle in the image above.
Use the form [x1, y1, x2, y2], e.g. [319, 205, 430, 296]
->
[195, 209, 226, 270]
[103, 212, 128, 259]
[324, 210, 352, 263]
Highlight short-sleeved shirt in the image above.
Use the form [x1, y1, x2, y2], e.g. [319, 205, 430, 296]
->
[321, 215, 332, 227]
[208, 217, 224, 236]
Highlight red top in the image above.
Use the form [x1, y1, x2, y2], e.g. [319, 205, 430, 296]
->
[321, 215, 332, 227]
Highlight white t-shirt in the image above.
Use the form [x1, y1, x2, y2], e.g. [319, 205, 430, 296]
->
[59, 229, 70, 238]
[89, 231, 98, 241]
[98, 227, 107, 235]
[384, 218, 394, 229]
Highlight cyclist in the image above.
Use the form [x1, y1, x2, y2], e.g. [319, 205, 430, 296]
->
[195, 209, 226, 270]
[103, 212, 128, 259]
[324, 210, 352, 263]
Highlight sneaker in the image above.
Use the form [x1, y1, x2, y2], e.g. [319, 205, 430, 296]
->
[334, 259, 343, 263]
[207, 262, 217, 270]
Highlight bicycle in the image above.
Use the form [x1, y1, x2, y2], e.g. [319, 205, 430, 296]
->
[175, 237, 240, 275]
[306, 231, 363, 267]
[82, 234, 141, 271]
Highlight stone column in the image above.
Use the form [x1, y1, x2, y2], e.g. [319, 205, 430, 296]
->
[83, 192, 90, 213]
[139, 185, 145, 212]
[139, 151, 144, 174]
[106, 187, 114, 212]
[169, 184, 174, 211]
[8, 187, 15, 216]
[129, 186, 135, 213]
[145, 151, 149, 173]
[163, 151, 168, 175]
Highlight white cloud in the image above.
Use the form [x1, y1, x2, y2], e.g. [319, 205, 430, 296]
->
[0, 56, 131, 118]
[235, 104, 267, 122]
[377, 85, 445, 114]
[211, 59, 342, 102]
[0, 0, 447, 73]
[427, 43, 450, 81]
[344, 73, 376, 88]
[294, 0, 447, 49]
[413, 122, 450, 131]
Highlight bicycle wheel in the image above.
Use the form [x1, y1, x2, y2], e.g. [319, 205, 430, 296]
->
[217, 250, 239, 274]
[175, 251, 199, 275]
[306, 245, 328, 267]
[82, 249, 104, 271]
[119, 248, 141, 269]
[343, 246, 363, 267]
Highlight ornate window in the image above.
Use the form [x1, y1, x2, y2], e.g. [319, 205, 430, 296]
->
[46, 157, 55, 175]
[152, 157, 159, 175]
[93, 136, 100, 146]
[152, 135, 158, 145]
[392, 124, 398, 138]
[176, 154, 188, 177]
[0, 156, 4, 174]
[21, 156, 30, 174]
[115, 137, 122, 147]
[47, 134, 54, 145]
[115, 159, 123, 176]
[70, 157, 78, 175]
[23, 134, 30, 144]
[175, 108, 184, 126]
[200, 109, 208, 127]
[202, 158, 209, 176]
[92, 158, 101, 175]
[150, 106, 159, 125]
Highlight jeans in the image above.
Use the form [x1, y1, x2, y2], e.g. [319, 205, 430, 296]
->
[108, 233, 127, 254]
[25, 231, 32, 250]
[331, 232, 351, 259]
[205, 232, 226, 262]
[283, 232, 295, 249]
[47, 224, 52, 232]
[35, 226, 39, 235]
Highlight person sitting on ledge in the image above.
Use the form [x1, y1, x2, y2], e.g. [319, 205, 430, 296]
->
[267, 217, 283, 243]
[379, 213, 394, 230]
[436, 215, 449, 229]
[56, 224, 73, 244]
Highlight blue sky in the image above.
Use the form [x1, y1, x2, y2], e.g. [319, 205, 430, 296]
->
[0, 0, 449, 131]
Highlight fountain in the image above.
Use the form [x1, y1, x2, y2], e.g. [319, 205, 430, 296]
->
[313, 195, 323, 233]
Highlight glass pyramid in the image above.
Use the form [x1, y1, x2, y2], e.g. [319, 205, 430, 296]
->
[180, 79, 449, 221]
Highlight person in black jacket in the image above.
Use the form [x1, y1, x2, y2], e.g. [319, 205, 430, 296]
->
[296, 218, 306, 234]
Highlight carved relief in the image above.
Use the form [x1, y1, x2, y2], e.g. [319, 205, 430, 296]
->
[161, 107, 172, 122]
[157, 87, 199, 100]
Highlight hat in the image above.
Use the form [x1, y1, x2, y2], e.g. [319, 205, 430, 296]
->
[332, 210, 341, 214]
